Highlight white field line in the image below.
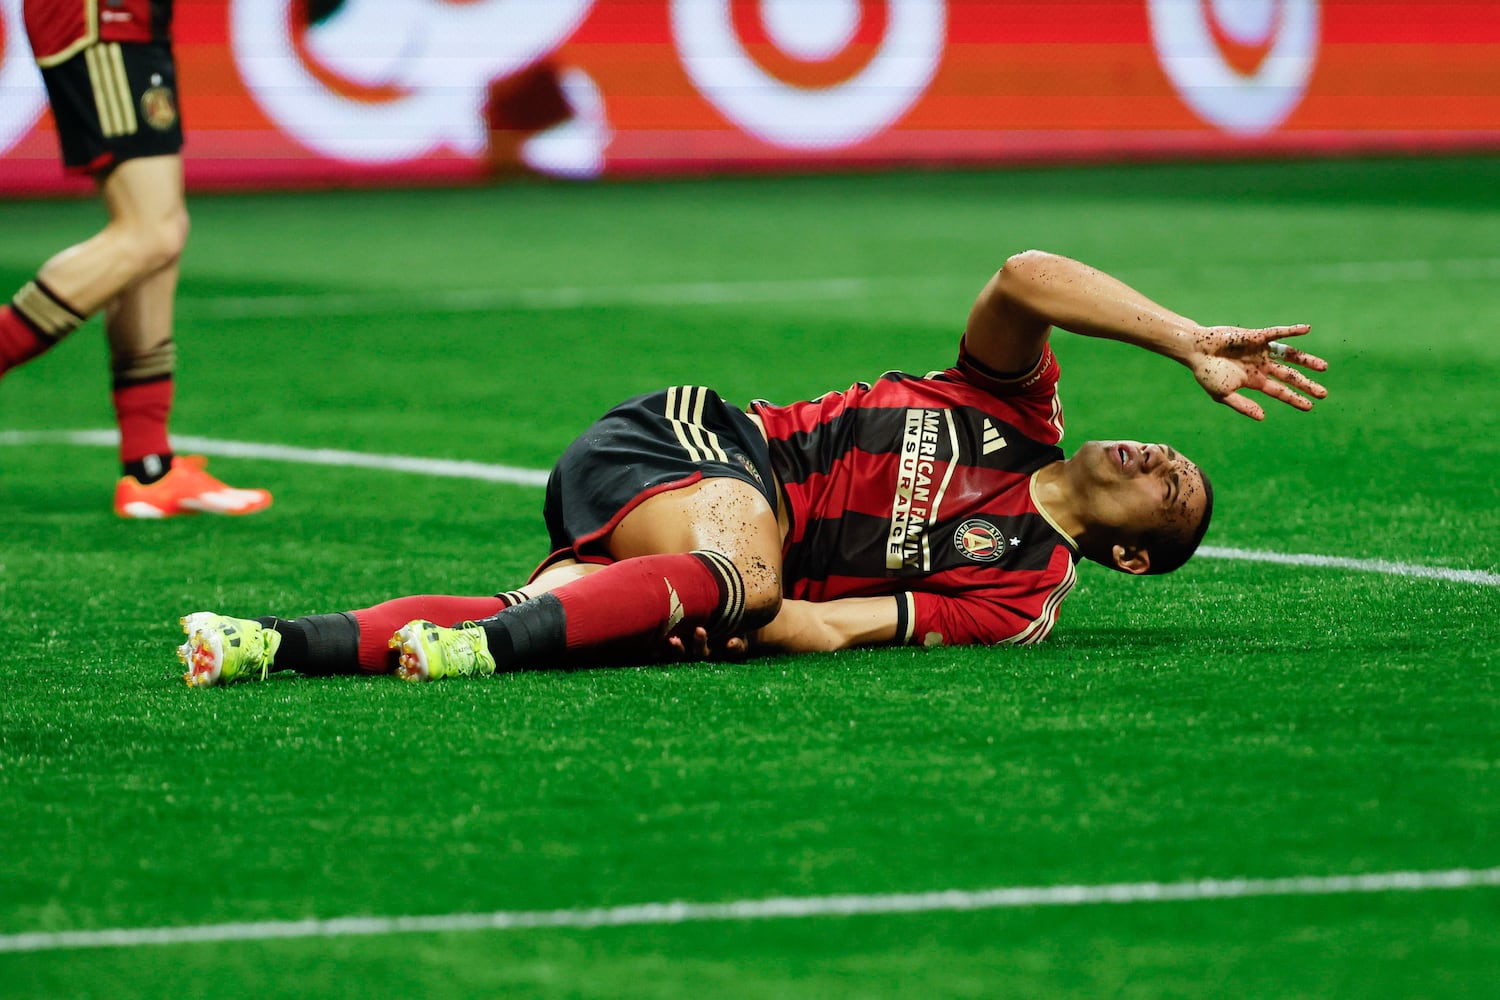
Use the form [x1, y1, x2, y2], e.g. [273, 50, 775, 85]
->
[2, 429, 1496, 587]
[0, 429, 550, 487]
[176, 257, 1500, 320]
[1198, 545, 1500, 587]
[2, 865, 1497, 955]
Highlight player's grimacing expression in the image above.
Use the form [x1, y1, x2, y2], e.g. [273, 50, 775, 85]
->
[1078, 440, 1208, 544]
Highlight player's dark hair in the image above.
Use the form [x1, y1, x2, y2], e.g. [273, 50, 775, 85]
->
[1143, 467, 1214, 575]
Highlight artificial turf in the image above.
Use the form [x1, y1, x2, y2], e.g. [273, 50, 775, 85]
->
[1, 157, 1497, 997]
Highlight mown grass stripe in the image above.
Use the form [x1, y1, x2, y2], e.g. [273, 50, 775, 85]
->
[167, 257, 1500, 320]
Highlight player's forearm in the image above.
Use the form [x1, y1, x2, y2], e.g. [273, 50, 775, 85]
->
[992, 250, 1198, 364]
[754, 597, 900, 653]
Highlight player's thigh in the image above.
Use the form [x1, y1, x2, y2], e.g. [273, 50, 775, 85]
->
[606, 476, 783, 607]
[100, 154, 186, 237]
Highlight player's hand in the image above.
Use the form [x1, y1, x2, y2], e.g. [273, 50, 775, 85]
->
[1186, 323, 1329, 421]
[663, 626, 752, 662]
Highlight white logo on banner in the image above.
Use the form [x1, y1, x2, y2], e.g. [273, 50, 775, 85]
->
[1148, 0, 1320, 135]
[0, 0, 48, 155]
[230, 0, 595, 164]
[671, 0, 946, 149]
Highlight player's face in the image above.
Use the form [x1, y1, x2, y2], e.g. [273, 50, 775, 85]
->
[1074, 440, 1208, 542]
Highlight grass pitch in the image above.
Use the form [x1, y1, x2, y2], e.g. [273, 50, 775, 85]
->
[1, 157, 1497, 998]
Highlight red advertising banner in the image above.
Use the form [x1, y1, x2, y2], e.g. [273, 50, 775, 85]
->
[2, 1, 1498, 196]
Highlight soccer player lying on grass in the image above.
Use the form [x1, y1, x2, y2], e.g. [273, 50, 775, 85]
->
[176, 250, 1328, 686]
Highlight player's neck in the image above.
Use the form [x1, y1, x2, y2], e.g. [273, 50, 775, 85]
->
[1031, 459, 1087, 541]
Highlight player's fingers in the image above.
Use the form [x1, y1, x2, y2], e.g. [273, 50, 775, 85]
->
[1271, 362, 1328, 399]
[1266, 342, 1328, 372]
[1260, 323, 1312, 339]
[1258, 378, 1315, 411]
[1222, 391, 1265, 421]
[1285, 348, 1329, 373]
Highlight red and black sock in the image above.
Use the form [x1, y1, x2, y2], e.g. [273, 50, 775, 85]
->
[477, 550, 748, 669]
[112, 341, 177, 483]
[114, 379, 175, 483]
[349, 595, 512, 674]
[1, 280, 85, 376]
[258, 596, 514, 676]
[251, 550, 747, 677]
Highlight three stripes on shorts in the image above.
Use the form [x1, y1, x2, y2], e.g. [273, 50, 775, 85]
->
[85, 43, 139, 138]
[666, 386, 731, 464]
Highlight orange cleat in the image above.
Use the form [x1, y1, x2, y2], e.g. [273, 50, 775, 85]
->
[114, 455, 272, 519]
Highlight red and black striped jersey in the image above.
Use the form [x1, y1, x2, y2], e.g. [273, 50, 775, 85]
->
[750, 338, 1079, 647]
[24, 0, 172, 66]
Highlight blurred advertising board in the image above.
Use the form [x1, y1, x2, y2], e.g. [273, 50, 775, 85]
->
[2, 1, 1498, 194]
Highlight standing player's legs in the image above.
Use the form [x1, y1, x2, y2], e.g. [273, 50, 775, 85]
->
[2, 34, 270, 516]
[96, 154, 186, 484]
[0, 156, 177, 380]
[97, 157, 270, 516]
[0, 31, 189, 382]
[38, 155, 187, 315]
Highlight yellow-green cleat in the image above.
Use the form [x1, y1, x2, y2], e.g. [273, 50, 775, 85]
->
[178, 612, 281, 687]
[389, 620, 496, 682]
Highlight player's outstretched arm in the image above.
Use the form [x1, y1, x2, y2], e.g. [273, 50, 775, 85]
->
[661, 597, 900, 660]
[964, 250, 1329, 420]
[754, 597, 901, 654]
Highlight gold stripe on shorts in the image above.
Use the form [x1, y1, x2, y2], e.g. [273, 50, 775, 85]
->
[86, 43, 138, 138]
[666, 386, 730, 465]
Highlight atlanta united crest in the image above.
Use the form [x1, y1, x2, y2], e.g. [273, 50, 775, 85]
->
[954, 518, 1005, 563]
[140, 86, 178, 132]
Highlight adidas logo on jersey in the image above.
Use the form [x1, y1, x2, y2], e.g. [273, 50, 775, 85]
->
[981, 419, 1007, 455]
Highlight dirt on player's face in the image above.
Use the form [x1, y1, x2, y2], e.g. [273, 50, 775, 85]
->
[1075, 440, 1209, 542]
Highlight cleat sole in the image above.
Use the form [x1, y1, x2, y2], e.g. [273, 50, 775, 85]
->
[179, 613, 226, 686]
[390, 622, 434, 682]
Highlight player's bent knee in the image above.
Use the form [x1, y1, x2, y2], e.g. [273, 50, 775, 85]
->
[741, 588, 782, 633]
[118, 211, 188, 274]
[692, 549, 782, 637]
[734, 555, 783, 632]
[150, 209, 189, 266]
[173, 208, 191, 253]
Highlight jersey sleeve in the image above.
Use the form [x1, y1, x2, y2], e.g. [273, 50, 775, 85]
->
[901, 550, 1079, 647]
[954, 337, 1060, 399]
[946, 337, 1066, 446]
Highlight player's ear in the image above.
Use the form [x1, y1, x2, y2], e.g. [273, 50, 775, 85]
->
[1111, 542, 1152, 576]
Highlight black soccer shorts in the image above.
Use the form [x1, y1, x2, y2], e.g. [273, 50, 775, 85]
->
[37, 40, 184, 174]
[539, 386, 780, 568]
